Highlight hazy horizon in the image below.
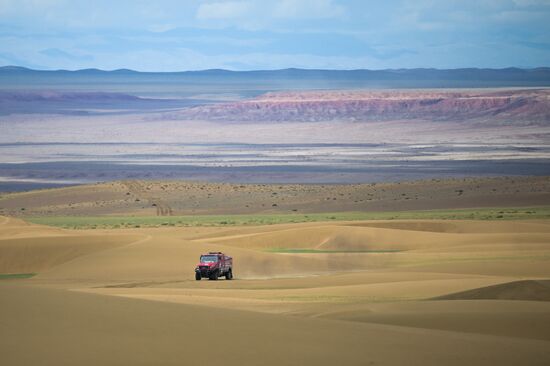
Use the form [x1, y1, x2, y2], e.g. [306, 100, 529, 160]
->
[1, 1, 549, 72]
[3, 65, 550, 73]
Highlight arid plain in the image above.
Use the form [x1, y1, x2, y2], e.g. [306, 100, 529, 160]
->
[2, 178, 550, 365]
[2, 70, 550, 364]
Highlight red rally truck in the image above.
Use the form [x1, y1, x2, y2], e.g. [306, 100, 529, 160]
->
[195, 252, 233, 280]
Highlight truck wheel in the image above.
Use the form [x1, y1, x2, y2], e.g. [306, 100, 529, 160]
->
[209, 271, 219, 281]
[226, 270, 233, 280]
[195, 272, 201, 281]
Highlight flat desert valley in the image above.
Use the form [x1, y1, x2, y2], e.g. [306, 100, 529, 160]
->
[1, 88, 550, 189]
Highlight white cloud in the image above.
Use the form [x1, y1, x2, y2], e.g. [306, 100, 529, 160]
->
[0, 0, 66, 13]
[196, 1, 252, 20]
[513, 0, 550, 6]
[195, 0, 346, 26]
[274, 0, 345, 19]
[148, 24, 177, 33]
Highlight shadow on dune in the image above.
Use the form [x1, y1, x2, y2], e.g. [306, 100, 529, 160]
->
[434, 280, 550, 302]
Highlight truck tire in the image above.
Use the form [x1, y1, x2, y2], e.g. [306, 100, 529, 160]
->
[226, 269, 233, 280]
[209, 271, 219, 281]
[195, 272, 201, 281]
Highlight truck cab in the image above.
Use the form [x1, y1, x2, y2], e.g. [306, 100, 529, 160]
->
[195, 252, 233, 280]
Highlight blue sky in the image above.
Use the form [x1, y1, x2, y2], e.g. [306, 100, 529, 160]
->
[0, 0, 549, 71]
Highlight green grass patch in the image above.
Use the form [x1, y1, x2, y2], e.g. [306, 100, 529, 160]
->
[266, 248, 402, 254]
[24, 205, 550, 229]
[0, 273, 36, 280]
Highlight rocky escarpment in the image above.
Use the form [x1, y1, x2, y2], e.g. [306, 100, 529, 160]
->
[168, 89, 550, 124]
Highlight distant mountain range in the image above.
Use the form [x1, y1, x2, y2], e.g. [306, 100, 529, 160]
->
[1, 66, 550, 88]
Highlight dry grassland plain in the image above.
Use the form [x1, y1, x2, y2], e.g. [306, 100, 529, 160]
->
[1, 182, 550, 366]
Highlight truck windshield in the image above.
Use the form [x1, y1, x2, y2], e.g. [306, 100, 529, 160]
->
[200, 255, 218, 263]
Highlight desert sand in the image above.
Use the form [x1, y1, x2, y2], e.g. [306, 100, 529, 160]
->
[1, 214, 550, 365]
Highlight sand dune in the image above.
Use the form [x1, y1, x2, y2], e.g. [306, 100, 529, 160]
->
[1, 216, 550, 364]
[0, 234, 144, 273]
[0, 217, 144, 273]
[0, 216, 67, 239]
[315, 300, 550, 341]
[4, 285, 550, 366]
[436, 280, 550, 301]
[350, 220, 550, 233]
